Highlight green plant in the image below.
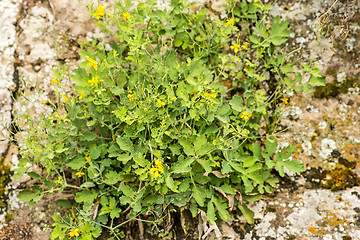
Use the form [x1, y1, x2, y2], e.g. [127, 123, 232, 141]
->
[15, 0, 325, 239]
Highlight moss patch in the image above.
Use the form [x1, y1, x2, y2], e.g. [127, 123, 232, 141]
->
[0, 156, 10, 208]
[314, 67, 358, 99]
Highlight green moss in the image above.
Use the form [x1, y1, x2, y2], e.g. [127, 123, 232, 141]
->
[4, 213, 13, 222]
[0, 156, 11, 208]
[314, 67, 358, 98]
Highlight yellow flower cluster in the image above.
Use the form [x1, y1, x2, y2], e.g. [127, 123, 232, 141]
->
[69, 228, 79, 237]
[50, 78, 58, 85]
[157, 99, 166, 107]
[93, 5, 105, 20]
[88, 75, 99, 86]
[230, 43, 241, 53]
[204, 92, 216, 99]
[122, 11, 130, 20]
[75, 171, 85, 178]
[86, 56, 98, 70]
[127, 90, 135, 101]
[62, 95, 69, 103]
[240, 110, 252, 121]
[79, 92, 85, 100]
[149, 159, 164, 179]
[225, 18, 234, 26]
[83, 108, 90, 119]
[93, 5, 114, 19]
[230, 42, 249, 53]
[281, 97, 289, 105]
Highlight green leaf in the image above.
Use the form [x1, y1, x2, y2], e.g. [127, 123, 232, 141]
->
[245, 163, 262, 173]
[238, 203, 254, 224]
[178, 138, 195, 156]
[243, 156, 258, 168]
[166, 175, 179, 193]
[27, 172, 42, 180]
[71, 67, 89, 86]
[265, 136, 277, 155]
[203, 124, 218, 134]
[119, 183, 136, 198]
[194, 135, 206, 152]
[269, 16, 293, 46]
[171, 157, 194, 173]
[80, 132, 97, 141]
[56, 199, 72, 208]
[143, 194, 164, 205]
[174, 38, 183, 47]
[243, 194, 262, 201]
[18, 190, 40, 202]
[178, 179, 190, 192]
[247, 172, 263, 184]
[117, 154, 132, 164]
[192, 185, 205, 207]
[212, 197, 231, 221]
[219, 184, 236, 195]
[241, 175, 254, 193]
[283, 160, 305, 175]
[104, 171, 122, 185]
[90, 144, 102, 160]
[80, 182, 96, 188]
[190, 202, 198, 217]
[196, 158, 213, 172]
[66, 156, 87, 170]
[229, 162, 246, 174]
[275, 145, 296, 161]
[280, 64, 294, 74]
[116, 136, 134, 152]
[266, 177, 279, 187]
[222, 161, 232, 174]
[229, 95, 244, 112]
[307, 74, 326, 86]
[207, 201, 216, 224]
[75, 190, 97, 203]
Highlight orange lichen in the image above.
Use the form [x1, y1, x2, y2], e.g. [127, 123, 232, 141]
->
[321, 166, 360, 191]
[308, 226, 318, 234]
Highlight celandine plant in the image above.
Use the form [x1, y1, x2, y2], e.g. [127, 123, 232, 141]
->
[15, 0, 325, 239]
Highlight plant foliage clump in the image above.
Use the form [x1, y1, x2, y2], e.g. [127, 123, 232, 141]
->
[15, 0, 324, 239]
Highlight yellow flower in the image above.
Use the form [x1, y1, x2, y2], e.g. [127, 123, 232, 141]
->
[83, 109, 90, 118]
[93, 5, 105, 20]
[86, 56, 98, 70]
[155, 160, 164, 172]
[88, 75, 99, 86]
[75, 172, 85, 178]
[122, 11, 130, 20]
[150, 168, 161, 179]
[242, 42, 249, 50]
[50, 78, 58, 84]
[281, 98, 289, 105]
[86, 156, 91, 162]
[204, 92, 216, 99]
[157, 99, 166, 107]
[79, 92, 85, 100]
[230, 44, 240, 53]
[69, 228, 79, 237]
[127, 94, 135, 101]
[62, 95, 68, 103]
[108, 14, 114, 18]
[240, 110, 252, 121]
[225, 18, 234, 26]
